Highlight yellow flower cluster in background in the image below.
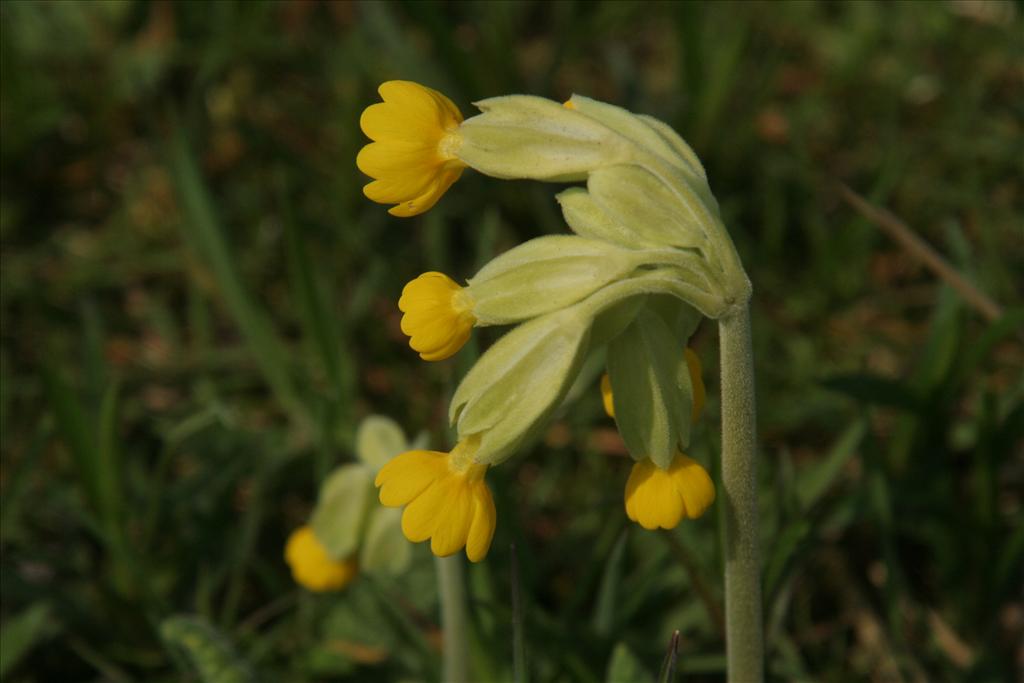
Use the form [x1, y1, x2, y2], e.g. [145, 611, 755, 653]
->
[283, 416, 415, 589]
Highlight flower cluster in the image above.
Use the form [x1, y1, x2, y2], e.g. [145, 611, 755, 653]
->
[284, 416, 416, 591]
[358, 81, 752, 561]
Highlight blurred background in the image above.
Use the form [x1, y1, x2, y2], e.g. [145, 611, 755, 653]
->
[1, 1, 1022, 681]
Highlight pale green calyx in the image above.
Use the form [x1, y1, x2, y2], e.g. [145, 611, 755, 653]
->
[308, 415, 413, 575]
[607, 309, 695, 469]
[563, 94, 707, 181]
[450, 92, 750, 315]
[457, 95, 632, 181]
[467, 235, 653, 325]
[450, 304, 592, 466]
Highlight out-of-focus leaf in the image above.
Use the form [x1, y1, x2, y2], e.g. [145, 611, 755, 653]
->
[592, 530, 628, 637]
[359, 506, 410, 575]
[40, 363, 100, 518]
[160, 615, 255, 683]
[958, 307, 1024, 383]
[310, 464, 373, 559]
[763, 520, 812, 602]
[168, 125, 309, 434]
[606, 642, 654, 683]
[356, 415, 409, 472]
[796, 419, 866, 510]
[821, 374, 920, 410]
[0, 603, 57, 679]
[912, 288, 961, 393]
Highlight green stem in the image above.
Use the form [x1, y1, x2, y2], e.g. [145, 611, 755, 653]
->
[436, 554, 470, 682]
[718, 305, 763, 682]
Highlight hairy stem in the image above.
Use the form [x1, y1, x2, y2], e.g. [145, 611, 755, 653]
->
[436, 554, 470, 682]
[718, 305, 764, 681]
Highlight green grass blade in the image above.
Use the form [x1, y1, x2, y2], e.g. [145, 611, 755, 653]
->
[591, 529, 628, 637]
[40, 362, 100, 521]
[167, 124, 310, 434]
[796, 418, 867, 511]
[0, 603, 57, 679]
[160, 615, 256, 683]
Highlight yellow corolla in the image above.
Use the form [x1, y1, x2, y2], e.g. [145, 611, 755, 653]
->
[284, 525, 358, 592]
[357, 80, 467, 217]
[398, 272, 476, 361]
[374, 439, 496, 562]
[601, 347, 706, 422]
[624, 452, 715, 530]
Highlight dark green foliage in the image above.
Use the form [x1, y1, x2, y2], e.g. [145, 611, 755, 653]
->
[1, 1, 1021, 681]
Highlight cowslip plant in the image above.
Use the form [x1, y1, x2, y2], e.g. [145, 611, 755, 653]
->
[284, 415, 419, 592]
[358, 81, 763, 682]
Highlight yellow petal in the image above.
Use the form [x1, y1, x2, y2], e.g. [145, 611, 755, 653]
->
[376, 450, 447, 507]
[600, 373, 615, 418]
[466, 482, 496, 562]
[670, 453, 715, 519]
[357, 142, 437, 202]
[429, 479, 474, 556]
[379, 81, 462, 128]
[398, 272, 475, 361]
[624, 458, 685, 530]
[361, 101, 440, 143]
[388, 165, 464, 217]
[400, 477, 448, 543]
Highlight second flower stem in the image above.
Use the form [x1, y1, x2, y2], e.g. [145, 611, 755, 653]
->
[436, 554, 470, 682]
[718, 304, 764, 682]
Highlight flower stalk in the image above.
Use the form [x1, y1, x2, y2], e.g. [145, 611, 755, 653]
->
[718, 304, 763, 682]
[436, 554, 470, 682]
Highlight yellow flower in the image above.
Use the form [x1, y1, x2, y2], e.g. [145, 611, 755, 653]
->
[284, 525, 358, 592]
[374, 439, 496, 562]
[624, 452, 715, 530]
[601, 347, 706, 421]
[398, 272, 476, 361]
[357, 80, 467, 217]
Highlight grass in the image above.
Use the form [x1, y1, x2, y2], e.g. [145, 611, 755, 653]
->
[1, 1, 1022, 681]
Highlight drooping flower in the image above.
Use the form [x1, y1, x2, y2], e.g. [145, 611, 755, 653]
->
[601, 347, 706, 422]
[374, 438, 496, 562]
[398, 272, 476, 361]
[624, 452, 715, 530]
[284, 525, 358, 592]
[357, 81, 466, 217]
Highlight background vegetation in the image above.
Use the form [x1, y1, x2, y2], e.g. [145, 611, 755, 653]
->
[1, 1, 1021, 681]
